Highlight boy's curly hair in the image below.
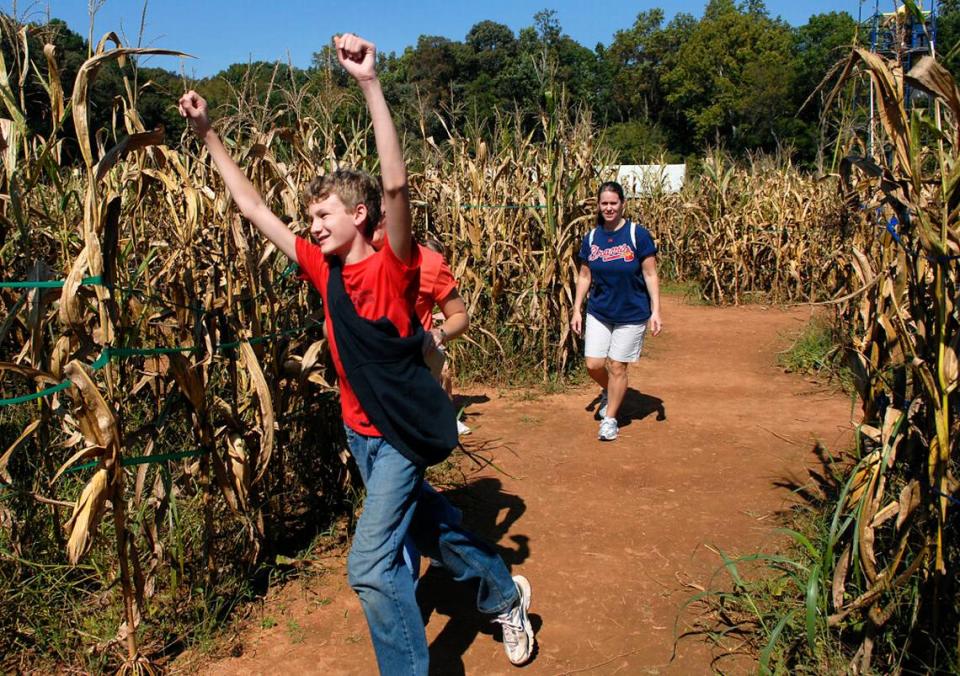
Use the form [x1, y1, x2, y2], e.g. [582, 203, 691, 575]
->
[304, 169, 382, 236]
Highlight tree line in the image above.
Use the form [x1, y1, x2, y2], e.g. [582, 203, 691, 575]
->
[5, 0, 960, 168]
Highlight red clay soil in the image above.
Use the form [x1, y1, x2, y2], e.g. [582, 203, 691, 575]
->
[184, 297, 855, 675]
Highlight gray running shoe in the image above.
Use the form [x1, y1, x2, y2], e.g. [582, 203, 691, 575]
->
[495, 575, 534, 665]
[598, 416, 619, 441]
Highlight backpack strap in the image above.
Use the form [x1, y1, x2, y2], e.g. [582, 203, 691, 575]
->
[588, 226, 598, 248]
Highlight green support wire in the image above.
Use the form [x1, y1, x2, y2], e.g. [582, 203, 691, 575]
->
[65, 448, 207, 475]
[112, 262, 299, 312]
[0, 321, 320, 408]
[459, 204, 546, 209]
[0, 264, 317, 488]
[0, 318, 322, 487]
[0, 259, 313, 407]
[0, 261, 297, 292]
[0, 275, 103, 289]
[0, 380, 73, 406]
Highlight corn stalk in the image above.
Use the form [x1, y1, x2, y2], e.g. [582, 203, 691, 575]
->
[822, 48, 959, 673]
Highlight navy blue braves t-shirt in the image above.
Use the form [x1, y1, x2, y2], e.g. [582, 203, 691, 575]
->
[578, 220, 657, 324]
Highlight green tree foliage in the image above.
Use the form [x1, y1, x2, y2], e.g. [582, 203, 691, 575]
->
[938, 0, 960, 77]
[4, 4, 885, 168]
[661, 0, 796, 152]
[790, 12, 857, 161]
[605, 9, 668, 122]
[0, 17, 185, 164]
[603, 119, 679, 163]
[601, 10, 696, 160]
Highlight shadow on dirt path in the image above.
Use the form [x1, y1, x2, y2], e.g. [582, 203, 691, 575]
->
[184, 296, 854, 675]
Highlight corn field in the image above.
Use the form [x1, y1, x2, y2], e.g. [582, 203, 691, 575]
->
[0, 25, 365, 671]
[640, 150, 854, 305]
[412, 90, 610, 379]
[688, 47, 960, 675]
[1, 14, 940, 674]
[811, 48, 960, 673]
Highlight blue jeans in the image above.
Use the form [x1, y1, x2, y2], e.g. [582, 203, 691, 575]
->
[344, 426, 519, 675]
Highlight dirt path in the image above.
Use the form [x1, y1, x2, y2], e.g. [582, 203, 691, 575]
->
[189, 298, 854, 675]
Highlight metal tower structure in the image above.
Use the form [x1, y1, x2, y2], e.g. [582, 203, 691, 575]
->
[865, 0, 938, 156]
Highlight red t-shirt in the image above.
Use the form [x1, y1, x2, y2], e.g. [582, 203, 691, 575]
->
[415, 245, 458, 331]
[295, 237, 421, 436]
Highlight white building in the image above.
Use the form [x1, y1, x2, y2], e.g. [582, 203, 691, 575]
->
[614, 165, 686, 196]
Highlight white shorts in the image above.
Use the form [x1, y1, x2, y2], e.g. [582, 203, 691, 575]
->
[584, 314, 647, 362]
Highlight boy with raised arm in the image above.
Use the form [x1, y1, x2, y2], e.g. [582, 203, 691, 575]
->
[178, 33, 534, 673]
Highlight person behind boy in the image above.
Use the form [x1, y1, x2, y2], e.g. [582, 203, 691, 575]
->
[178, 33, 534, 673]
[372, 226, 471, 435]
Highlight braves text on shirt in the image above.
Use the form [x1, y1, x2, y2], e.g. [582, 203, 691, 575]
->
[588, 242, 635, 263]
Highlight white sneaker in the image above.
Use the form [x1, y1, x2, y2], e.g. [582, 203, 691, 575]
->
[598, 416, 619, 441]
[598, 389, 608, 418]
[457, 419, 471, 436]
[495, 575, 534, 665]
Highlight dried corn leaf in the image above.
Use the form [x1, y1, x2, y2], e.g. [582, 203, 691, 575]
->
[847, 449, 881, 508]
[871, 501, 900, 528]
[225, 432, 249, 510]
[850, 246, 875, 287]
[63, 468, 111, 564]
[832, 544, 852, 610]
[41, 44, 65, 124]
[859, 424, 882, 443]
[239, 341, 274, 484]
[49, 335, 75, 379]
[852, 49, 911, 175]
[0, 361, 59, 385]
[860, 518, 879, 584]
[63, 360, 119, 457]
[58, 247, 89, 329]
[72, 41, 188, 170]
[95, 127, 165, 182]
[906, 56, 960, 146]
[0, 419, 40, 484]
[168, 353, 206, 413]
[298, 339, 326, 389]
[51, 445, 106, 485]
[942, 344, 958, 395]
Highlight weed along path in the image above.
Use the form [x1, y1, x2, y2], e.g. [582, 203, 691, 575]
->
[190, 297, 854, 675]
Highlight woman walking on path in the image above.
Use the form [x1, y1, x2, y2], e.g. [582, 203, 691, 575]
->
[570, 181, 662, 441]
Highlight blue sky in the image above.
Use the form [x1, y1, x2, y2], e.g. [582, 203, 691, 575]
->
[16, 0, 869, 77]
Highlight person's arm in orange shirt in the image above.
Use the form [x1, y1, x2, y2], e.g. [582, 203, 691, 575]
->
[431, 289, 469, 347]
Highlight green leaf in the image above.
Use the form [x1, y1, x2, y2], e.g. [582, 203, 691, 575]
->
[717, 547, 743, 587]
[902, 0, 926, 28]
[759, 608, 798, 674]
[805, 561, 822, 652]
[776, 527, 819, 560]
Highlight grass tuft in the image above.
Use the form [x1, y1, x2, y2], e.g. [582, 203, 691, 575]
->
[777, 315, 853, 393]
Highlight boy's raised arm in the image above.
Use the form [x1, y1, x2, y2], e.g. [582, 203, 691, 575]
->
[178, 91, 299, 264]
[335, 34, 413, 264]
